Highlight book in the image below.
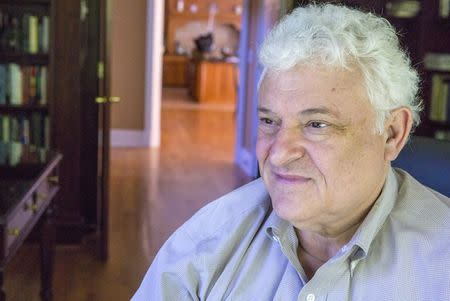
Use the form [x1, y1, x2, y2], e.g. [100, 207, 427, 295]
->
[424, 53, 450, 72]
[0, 65, 6, 104]
[10, 116, 19, 142]
[39, 66, 47, 105]
[29, 15, 39, 54]
[31, 112, 42, 146]
[21, 117, 30, 144]
[435, 130, 450, 140]
[21, 14, 30, 52]
[41, 16, 50, 53]
[429, 74, 450, 122]
[29, 66, 38, 104]
[21, 66, 30, 105]
[8, 64, 23, 105]
[44, 115, 49, 148]
[440, 0, 450, 18]
[1, 115, 10, 142]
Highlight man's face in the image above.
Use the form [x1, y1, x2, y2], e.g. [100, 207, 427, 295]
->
[257, 65, 389, 233]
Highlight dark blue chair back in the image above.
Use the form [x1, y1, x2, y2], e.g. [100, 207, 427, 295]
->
[392, 136, 450, 197]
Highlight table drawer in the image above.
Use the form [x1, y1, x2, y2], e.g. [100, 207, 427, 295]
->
[6, 197, 35, 254]
[5, 175, 56, 256]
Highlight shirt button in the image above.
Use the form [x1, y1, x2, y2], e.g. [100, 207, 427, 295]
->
[306, 293, 315, 301]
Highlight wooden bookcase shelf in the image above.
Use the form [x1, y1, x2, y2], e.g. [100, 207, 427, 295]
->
[0, 104, 48, 114]
[0, 53, 49, 65]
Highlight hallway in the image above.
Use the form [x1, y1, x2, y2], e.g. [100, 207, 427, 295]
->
[4, 88, 250, 300]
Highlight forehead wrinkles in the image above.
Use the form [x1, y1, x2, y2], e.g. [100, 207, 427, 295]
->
[264, 67, 360, 93]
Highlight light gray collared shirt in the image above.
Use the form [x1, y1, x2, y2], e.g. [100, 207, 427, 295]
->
[132, 168, 450, 300]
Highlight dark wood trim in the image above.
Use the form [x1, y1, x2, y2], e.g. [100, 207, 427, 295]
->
[0, 105, 48, 114]
[0, 53, 49, 65]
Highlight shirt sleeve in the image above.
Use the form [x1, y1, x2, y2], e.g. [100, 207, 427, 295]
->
[131, 228, 201, 301]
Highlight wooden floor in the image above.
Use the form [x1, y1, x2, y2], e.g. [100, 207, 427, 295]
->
[4, 88, 250, 300]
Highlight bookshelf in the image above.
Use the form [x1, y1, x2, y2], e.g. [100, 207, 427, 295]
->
[297, 0, 450, 140]
[0, 1, 50, 148]
[0, 0, 110, 253]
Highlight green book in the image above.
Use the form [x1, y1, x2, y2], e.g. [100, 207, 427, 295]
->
[29, 15, 39, 54]
[40, 66, 47, 105]
[31, 112, 42, 147]
[9, 64, 23, 105]
[40, 16, 50, 53]
[21, 14, 30, 52]
[0, 65, 6, 104]
[1, 115, 10, 142]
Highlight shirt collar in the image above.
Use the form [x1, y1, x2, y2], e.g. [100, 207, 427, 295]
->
[348, 166, 399, 257]
[265, 207, 290, 243]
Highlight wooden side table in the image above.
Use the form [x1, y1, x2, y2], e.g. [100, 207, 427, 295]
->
[0, 142, 62, 301]
[188, 57, 238, 106]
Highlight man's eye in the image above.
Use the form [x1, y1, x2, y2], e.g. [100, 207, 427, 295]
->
[259, 117, 274, 125]
[306, 121, 328, 129]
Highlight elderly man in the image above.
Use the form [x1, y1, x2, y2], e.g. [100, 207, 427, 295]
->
[132, 4, 450, 300]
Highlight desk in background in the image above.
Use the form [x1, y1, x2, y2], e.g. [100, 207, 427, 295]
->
[0, 143, 62, 301]
[187, 57, 238, 106]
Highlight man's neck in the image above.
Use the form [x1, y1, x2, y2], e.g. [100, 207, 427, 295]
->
[296, 221, 362, 262]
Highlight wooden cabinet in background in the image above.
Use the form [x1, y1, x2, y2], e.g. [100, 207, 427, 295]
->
[188, 58, 238, 106]
[162, 55, 188, 87]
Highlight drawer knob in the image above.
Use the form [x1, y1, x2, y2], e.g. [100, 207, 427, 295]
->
[25, 203, 39, 213]
[48, 176, 59, 184]
[8, 228, 20, 237]
[37, 193, 48, 201]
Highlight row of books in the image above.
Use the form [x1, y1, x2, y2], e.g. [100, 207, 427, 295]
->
[0, 142, 47, 166]
[0, 113, 49, 148]
[429, 74, 450, 124]
[386, 1, 420, 18]
[435, 130, 450, 141]
[0, 64, 47, 105]
[441, 0, 450, 18]
[0, 11, 49, 54]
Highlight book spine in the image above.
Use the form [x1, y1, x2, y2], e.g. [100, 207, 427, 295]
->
[1, 115, 10, 142]
[429, 74, 442, 121]
[44, 115, 50, 148]
[40, 66, 47, 105]
[21, 14, 30, 53]
[22, 117, 30, 144]
[0, 65, 6, 104]
[440, 0, 450, 18]
[31, 112, 42, 147]
[29, 15, 39, 54]
[29, 66, 38, 104]
[41, 16, 50, 53]
[10, 116, 18, 142]
[21, 66, 30, 105]
[447, 81, 450, 125]
[9, 64, 23, 105]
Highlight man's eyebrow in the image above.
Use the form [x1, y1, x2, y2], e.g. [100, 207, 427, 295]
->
[257, 106, 273, 114]
[258, 106, 340, 117]
[299, 107, 340, 117]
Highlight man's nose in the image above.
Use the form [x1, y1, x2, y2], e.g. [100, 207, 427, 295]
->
[268, 127, 306, 167]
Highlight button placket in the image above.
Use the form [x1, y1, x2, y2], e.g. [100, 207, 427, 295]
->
[306, 293, 315, 301]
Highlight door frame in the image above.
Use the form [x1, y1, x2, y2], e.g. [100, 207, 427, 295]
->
[110, 0, 164, 148]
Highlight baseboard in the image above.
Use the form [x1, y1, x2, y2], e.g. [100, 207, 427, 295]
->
[110, 129, 150, 147]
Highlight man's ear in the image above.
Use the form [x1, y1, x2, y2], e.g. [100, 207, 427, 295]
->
[384, 107, 413, 161]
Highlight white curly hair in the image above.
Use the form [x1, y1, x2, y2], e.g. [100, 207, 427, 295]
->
[258, 3, 422, 133]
